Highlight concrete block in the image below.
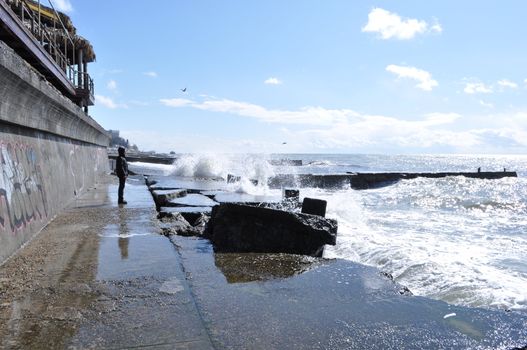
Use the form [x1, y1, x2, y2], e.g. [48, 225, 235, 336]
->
[301, 198, 327, 217]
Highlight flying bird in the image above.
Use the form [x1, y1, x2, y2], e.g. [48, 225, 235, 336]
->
[282, 142, 287, 145]
[181, 88, 187, 93]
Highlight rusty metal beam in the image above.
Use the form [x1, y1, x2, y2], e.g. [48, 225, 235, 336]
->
[0, 0, 75, 96]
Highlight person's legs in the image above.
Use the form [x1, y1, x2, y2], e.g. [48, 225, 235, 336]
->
[118, 176, 126, 203]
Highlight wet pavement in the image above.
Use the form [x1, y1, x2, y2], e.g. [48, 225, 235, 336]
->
[172, 236, 527, 350]
[0, 175, 213, 349]
[0, 175, 526, 349]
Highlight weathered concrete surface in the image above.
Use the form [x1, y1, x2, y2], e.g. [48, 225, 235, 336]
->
[0, 40, 108, 146]
[0, 39, 109, 265]
[1, 176, 526, 349]
[348, 171, 518, 189]
[151, 188, 188, 206]
[0, 176, 213, 349]
[167, 193, 218, 208]
[172, 236, 527, 349]
[0, 122, 108, 264]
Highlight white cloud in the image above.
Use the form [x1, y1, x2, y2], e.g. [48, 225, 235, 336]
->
[362, 8, 441, 40]
[479, 100, 494, 108]
[107, 80, 117, 91]
[161, 97, 358, 125]
[464, 82, 493, 94]
[295, 114, 477, 150]
[51, 0, 73, 13]
[95, 95, 127, 109]
[160, 98, 193, 108]
[423, 113, 461, 125]
[120, 130, 278, 154]
[497, 79, 518, 89]
[158, 94, 527, 152]
[430, 23, 443, 33]
[264, 77, 282, 85]
[143, 71, 158, 78]
[386, 64, 438, 91]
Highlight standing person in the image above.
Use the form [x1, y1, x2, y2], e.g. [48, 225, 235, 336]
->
[116, 146, 128, 204]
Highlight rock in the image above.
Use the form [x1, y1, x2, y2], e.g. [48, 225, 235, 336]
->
[192, 213, 210, 234]
[159, 206, 213, 224]
[274, 189, 300, 212]
[158, 212, 204, 237]
[226, 174, 258, 186]
[301, 197, 327, 217]
[227, 174, 241, 183]
[205, 203, 337, 257]
[283, 188, 300, 200]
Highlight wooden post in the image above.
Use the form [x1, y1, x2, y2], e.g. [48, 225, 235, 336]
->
[77, 48, 83, 88]
[83, 61, 88, 89]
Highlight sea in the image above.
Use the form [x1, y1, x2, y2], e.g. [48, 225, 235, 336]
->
[130, 153, 527, 312]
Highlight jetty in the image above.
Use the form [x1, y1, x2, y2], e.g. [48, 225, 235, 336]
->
[269, 171, 518, 189]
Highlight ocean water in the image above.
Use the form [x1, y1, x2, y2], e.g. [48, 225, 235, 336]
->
[130, 153, 527, 311]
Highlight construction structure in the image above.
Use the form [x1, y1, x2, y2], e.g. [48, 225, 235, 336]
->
[0, 0, 95, 113]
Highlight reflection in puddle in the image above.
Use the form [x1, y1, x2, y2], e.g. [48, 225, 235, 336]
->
[214, 253, 322, 283]
[118, 209, 129, 260]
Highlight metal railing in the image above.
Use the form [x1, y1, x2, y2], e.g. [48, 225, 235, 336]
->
[9, 0, 94, 100]
[17, 0, 74, 70]
[71, 69, 94, 99]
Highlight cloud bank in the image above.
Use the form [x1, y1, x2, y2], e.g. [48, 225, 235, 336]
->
[156, 95, 527, 153]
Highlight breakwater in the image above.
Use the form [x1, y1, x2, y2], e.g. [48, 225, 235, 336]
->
[0, 40, 109, 264]
[269, 171, 517, 189]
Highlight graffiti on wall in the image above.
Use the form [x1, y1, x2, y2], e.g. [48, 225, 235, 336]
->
[0, 142, 48, 233]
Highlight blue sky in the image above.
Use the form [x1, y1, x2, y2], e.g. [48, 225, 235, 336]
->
[55, 0, 527, 154]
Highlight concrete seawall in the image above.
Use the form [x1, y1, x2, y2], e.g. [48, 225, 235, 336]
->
[269, 171, 518, 189]
[0, 40, 109, 264]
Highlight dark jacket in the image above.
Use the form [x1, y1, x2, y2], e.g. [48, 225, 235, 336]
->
[116, 156, 128, 178]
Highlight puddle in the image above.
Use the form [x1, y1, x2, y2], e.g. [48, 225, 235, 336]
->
[96, 227, 179, 281]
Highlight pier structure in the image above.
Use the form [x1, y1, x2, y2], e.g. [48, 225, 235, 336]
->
[268, 171, 518, 190]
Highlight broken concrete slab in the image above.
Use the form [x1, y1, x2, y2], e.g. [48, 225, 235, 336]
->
[205, 203, 337, 257]
[166, 194, 218, 207]
[151, 189, 187, 206]
[213, 192, 282, 205]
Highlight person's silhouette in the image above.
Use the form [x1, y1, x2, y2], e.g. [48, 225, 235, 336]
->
[116, 146, 128, 204]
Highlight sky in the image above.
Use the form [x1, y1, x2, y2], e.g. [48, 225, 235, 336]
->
[53, 0, 527, 154]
